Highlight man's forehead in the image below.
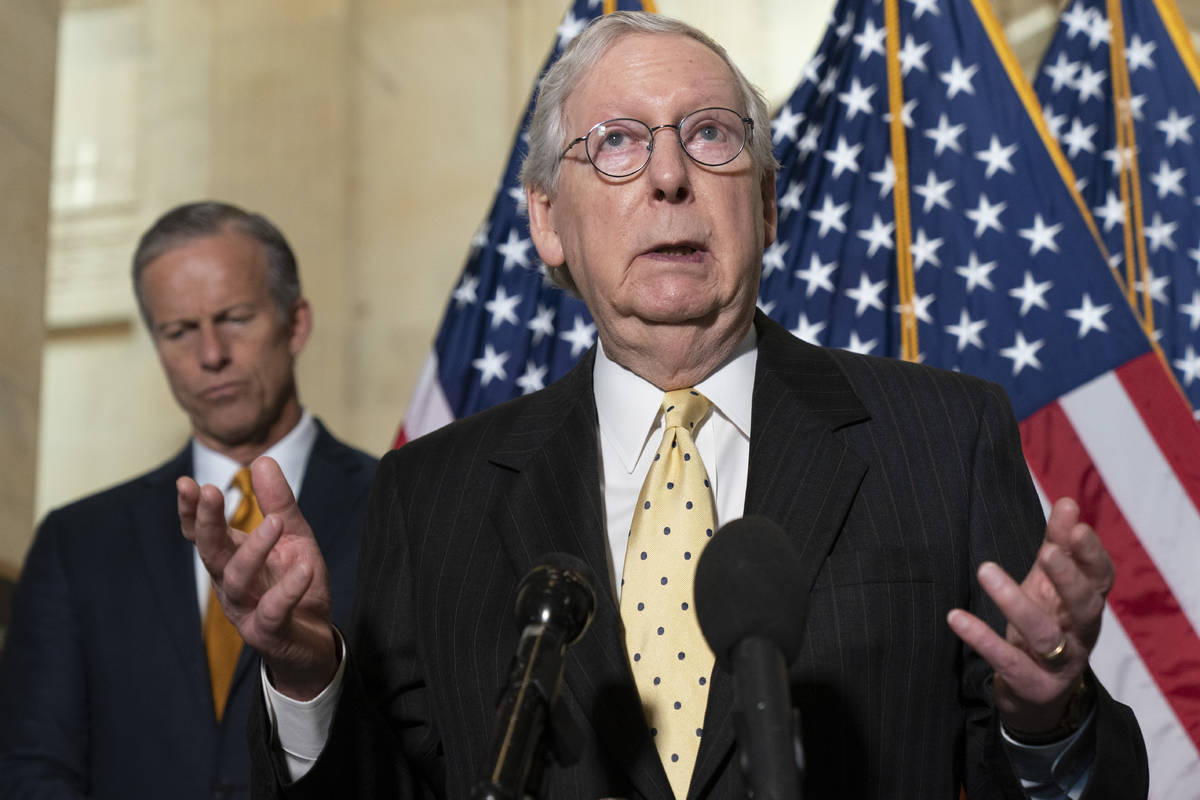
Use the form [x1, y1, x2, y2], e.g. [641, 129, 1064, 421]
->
[567, 32, 739, 120]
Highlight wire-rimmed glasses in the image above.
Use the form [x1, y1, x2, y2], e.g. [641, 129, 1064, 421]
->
[560, 107, 753, 178]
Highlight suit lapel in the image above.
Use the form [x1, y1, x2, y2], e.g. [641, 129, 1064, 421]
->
[131, 447, 212, 712]
[487, 353, 674, 800]
[692, 313, 870, 796]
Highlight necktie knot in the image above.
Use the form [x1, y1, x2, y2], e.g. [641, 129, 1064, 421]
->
[229, 466, 263, 533]
[662, 388, 710, 433]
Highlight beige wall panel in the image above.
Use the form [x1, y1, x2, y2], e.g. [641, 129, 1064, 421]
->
[0, 0, 57, 573]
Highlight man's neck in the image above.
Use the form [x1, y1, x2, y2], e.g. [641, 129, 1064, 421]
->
[194, 399, 304, 466]
[601, 312, 756, 390]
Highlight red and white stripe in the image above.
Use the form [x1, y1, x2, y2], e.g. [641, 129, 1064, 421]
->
[1021, 351, 1200, 799]
[393, 352, 455, 448]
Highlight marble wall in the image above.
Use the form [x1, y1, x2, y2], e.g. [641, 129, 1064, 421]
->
[16, 0, 1104, 570]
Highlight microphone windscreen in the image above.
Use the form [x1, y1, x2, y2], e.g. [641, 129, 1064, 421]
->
[514, 553, 597, 644]
[694, 516, 808, 668]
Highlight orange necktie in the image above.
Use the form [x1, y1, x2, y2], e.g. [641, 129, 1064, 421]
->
[203, 466, 260, 720]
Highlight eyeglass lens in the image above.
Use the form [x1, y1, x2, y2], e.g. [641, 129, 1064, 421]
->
[586, 107, 746, 177]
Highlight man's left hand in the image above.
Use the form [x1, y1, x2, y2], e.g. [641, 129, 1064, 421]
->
[947, 497, 1112, 734]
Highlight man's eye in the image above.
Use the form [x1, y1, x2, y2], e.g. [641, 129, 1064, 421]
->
[602, 130, 629, 148]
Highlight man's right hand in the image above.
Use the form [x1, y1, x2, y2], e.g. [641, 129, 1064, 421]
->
[179, 456, 338, 701]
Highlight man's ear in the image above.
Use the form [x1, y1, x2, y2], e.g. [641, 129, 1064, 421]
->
[287, 298, 313, 356]
[526, 185, 565, 268]
[760, 169, 778, 248]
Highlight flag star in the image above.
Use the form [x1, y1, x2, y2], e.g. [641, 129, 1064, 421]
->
[1144, 212, 1178, 253]
[1181, 290, 1200, 331]
[797, 123, 822, 156]
[844, 330, 879, 355]
[495, 228, 533, 271]
[803, 54, 826, 86]
[1102, 145, 1134, 175]
[515, 360, 548, 395]
[761, 240, 790, 277]
[913, 170, 955, 213]
[818, 66, 840, 99]
[1149, 159, 1186, 199]
[1094, 190, 1125, 232]
[1085, 12, 1111, 49]
[940, 58, 979, 99]
[1136, 268, 1171, 305]
[1074, 63, 1107, 103]
[771, 104, 804, 144]
[869, 156, 896, 198]
[1018, 214, 1063, 256]
[559, 315, 596, 357]
[907, 0, 941, 19]
[1060, 118, 1098, 158]
[911, 228, 945, 270]
[556, 11, 587, 47]
[1043, 105, 1069, 140]
[835, 11, 856, 43]
[838, 78, 877, 120]
[824, 135, 864, 178]
[1042, 52, 1080, 93]
[1062, 3, 1093, 39]
[1173, 345, 1200, 385]
[1125, 33, 1156, 71]
[470, 221, 491, 250]
[526, 304, 556, 344]
[1009, 271, 1054, 316]
[472, 344, 509, 386]
[857, 214, 895, 258]
[899, 34, 931, 76]
[795, 254, 838, 297]
[955, 251, 998, 292]
[1000, 331, 1045, 375]
[969, 134, 1017, 178]
[778, 180, 804, 218]
[946, 308, 988, 351]
[854, 17, 887, 61]
[895, 291, 935, 324]
[1189, 238, 1200, 271]
[507, 186, 528, 216]
[453, 274, 480, 308]
[883, 98, 919, 128]
[846, 273, 888, 317]
[791, 312, 826, 344]
[757, 298, 776, 316]
[965, 194, 1006, 238]
[1127, 93, 1148, 121]
[808, 195, 851, 237]
[485, 286, 522, 328]
[1158, 108, 1195, 147]
[924, 113, 967, 156]
[1065, 293, 1112, 337]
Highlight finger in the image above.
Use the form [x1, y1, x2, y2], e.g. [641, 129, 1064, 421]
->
[187, 482, 239, 577]
[256, 561, 314, 634]
[977, 561, 1065, 660]
[1037, 541, 1107, 628]
[177, 477, 201, 542]
[221, 514, 285, 607]
[946, 608, 1048, 687]
[250, 457, 318, 542]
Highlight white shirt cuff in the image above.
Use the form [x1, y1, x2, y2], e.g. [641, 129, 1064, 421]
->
[1001, 706, 1096, 800]
[260, 631, 347, 782]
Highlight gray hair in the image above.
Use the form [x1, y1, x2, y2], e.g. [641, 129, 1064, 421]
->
[519, 11, 777, 197]
[518, 11, 777, 294]
[131, 201, 301, 328]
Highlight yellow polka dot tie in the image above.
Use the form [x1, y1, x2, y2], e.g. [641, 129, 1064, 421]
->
[203, 466, 257, 721]
[620, 388, 717, 798]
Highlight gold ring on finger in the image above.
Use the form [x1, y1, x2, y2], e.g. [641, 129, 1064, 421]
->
[1042, 633, 1068, 666]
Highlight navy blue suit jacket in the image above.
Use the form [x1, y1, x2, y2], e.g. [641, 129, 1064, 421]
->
[0, 420, 375, 800]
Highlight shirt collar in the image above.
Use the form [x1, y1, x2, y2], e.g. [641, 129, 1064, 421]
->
[191, 410, 318, 499]
[594, 327, 757, 474]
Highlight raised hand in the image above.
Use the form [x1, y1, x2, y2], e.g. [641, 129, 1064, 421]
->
[179, 456, 339, 700]
[947, 497, 1112, 734]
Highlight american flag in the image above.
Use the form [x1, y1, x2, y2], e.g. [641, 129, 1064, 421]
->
[1033, 0, 1200, 419]
[395, 0, 651, 446]
[760, 0, 1200, 795]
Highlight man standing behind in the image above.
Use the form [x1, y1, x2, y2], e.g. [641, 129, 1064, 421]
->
[0, 202, 376, 800]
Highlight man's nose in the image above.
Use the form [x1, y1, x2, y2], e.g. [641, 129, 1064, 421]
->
[645, 125, 692, 203]
[198, 325, 230, 370]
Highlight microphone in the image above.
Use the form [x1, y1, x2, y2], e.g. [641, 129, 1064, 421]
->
[470, 553, 597, 800]
[695, 516, 808, 800]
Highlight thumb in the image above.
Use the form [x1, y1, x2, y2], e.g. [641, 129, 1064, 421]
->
[250, 456, 297, 517]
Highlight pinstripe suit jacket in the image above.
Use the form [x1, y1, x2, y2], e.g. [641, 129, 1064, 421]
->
[255, 313, 1146, 799]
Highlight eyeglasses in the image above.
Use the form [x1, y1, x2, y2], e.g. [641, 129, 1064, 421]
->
[560, 107, 753, 178]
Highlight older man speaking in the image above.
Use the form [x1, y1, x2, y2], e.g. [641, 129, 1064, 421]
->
[182, 12, 1147, 800]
